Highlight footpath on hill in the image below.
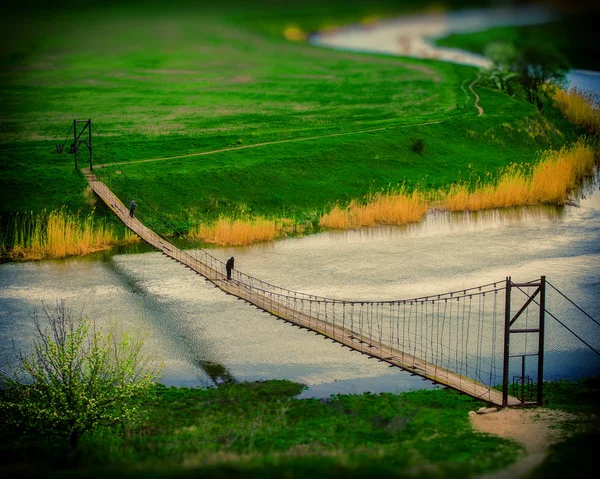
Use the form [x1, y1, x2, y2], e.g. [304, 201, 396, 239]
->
[99, 75, 484, 168]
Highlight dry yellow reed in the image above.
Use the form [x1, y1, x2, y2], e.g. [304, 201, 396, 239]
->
[189, 216, 303, 246]
[3, 209, 138, 261]
[440, 140, 596, 211]
[320, 140, 596, 231]
[553, 87, 600, 134]
[319, 190, 427, 229]
[5, 142, 594, 253]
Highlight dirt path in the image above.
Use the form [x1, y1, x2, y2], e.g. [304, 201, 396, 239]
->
[95, 71, 484, 169]
[470, 408, 573, 479]
[96, 74, 485, 168]
[97, 115, 469, 167]
[469, 73, 484, 116]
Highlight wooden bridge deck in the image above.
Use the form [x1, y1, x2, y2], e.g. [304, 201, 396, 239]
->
[86, 173, 519, 407]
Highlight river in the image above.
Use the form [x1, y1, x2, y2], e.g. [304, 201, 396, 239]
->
[2, 184, 599, 397]
[311, 6, 600, 96]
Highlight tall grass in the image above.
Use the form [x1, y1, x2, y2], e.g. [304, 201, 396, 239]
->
[4, 142, 594, 254]
[553, 87, 600, 134]
[440, 140, 596, 211]
[189, 216, 305, 246]
[320, 140, 596, 230]
[1, 209, 138, 261]
[319, 189, 427, 229]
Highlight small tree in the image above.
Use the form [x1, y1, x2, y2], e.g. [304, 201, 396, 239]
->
[512, 40, 570, 110]
[0, 301, 161, 451]
[484, 39, 569, 110]
[483, 42, 520, 96]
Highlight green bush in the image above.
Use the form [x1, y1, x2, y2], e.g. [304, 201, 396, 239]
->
[0, 301, 161, 452]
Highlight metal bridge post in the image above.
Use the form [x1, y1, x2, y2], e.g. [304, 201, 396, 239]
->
[537, 275, 546, 406]
[89, 119, 93, 171]
[73, 119, 78, 170]
[502, 276, 512, 407]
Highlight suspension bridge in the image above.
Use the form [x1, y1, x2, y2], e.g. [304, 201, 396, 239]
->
[63, 118, 598, 409]
[85, 169, 561, 408]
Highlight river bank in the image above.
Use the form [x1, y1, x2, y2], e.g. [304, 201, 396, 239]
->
[312, 5, 600, 96]
[2, 137, 596, 261]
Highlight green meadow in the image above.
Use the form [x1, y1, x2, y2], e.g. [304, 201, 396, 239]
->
[0, 381, 522, 478]
[0, 1, 586, 238]
[0, 3, 582, 222]
[2, 377, 599, 478]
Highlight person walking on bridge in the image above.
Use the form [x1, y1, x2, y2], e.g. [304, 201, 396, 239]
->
[226, 256, 235, 280]
[129, 200, 136, 218]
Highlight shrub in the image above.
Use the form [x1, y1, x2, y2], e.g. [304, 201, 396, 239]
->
[410, 138, 425, 154]
[0, 301, 161, 452]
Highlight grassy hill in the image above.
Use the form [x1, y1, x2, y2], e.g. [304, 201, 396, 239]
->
[0, 1, 583, 239]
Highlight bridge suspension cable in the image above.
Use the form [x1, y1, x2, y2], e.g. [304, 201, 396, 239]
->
[547, 281, 600, 328]
[513, 283, 600, 357]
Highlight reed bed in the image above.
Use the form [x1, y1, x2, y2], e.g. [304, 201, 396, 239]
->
[553, 87, 600, 135]
[319, 140, 596, 231]
[439, 140, 596, 211]
[189, 216, 303, 246]
[5, 142, 594, 253]
[1, 209, 137, 261]
[319, 190, 428, 229]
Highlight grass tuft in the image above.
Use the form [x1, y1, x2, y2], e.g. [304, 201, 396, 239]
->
[189, 216, 305, 246]
[553, 87, 600, 135]
[1, 209, 138, 261]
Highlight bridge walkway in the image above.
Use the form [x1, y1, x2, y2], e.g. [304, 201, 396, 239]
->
[86, 172, 519, 407]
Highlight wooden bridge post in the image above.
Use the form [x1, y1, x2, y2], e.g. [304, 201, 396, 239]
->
[502, 276, 512, 407]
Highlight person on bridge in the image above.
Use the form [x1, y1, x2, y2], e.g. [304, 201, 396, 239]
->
[129, 200, 136, 218]
[226, 256, 235, 280]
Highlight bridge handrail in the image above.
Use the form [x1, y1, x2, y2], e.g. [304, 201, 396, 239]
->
[203, 268, 507, 304]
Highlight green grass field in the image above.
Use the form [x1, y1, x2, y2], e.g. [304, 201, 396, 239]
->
[2, 376, 599, 478]
[1, 380, 521, 478]
[0, 1, 585, 238]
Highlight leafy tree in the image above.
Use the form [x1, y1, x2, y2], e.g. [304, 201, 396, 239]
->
[0, 301, 161, 451]
[483, 42, 519, 96]
[483, 39, 570, 110]
[512, 40, 570, 110]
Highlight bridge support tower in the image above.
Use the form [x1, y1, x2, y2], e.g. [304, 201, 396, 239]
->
[71, 119, 93, 171]
[503, 276, 546, 407]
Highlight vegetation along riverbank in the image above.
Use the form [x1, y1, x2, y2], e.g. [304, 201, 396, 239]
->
[0, 208, 139, 261]
[2, 375, 598, 478]
[1, 0, 599, 257]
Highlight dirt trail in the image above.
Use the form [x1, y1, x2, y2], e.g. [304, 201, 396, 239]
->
[469, 73, 484, 116]
[97, 72, 484, 168]
[470, 408, 573, 479]
[98, 115, 468, 167]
